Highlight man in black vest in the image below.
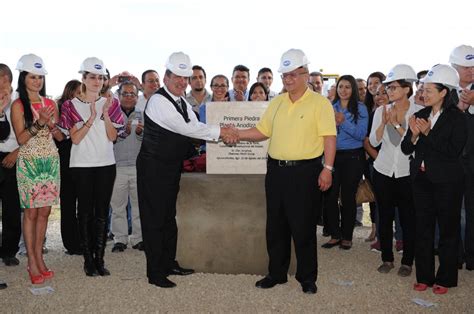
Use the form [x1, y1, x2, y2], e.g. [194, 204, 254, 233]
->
[136, 52, 235, 288]
[452, 45, 474, 270]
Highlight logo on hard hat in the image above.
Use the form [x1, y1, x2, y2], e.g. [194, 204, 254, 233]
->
[388, 72, 394, 77]
[34, 63, 42, 69]
[466, 54, 474, 60]
[94, 64, 102, 70]
[283, 60, 291, 66]
[178, 63, 187, 69]
[427, 71, 434, 76]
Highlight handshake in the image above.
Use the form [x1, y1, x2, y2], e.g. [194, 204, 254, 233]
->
[220, 126, 240, 145]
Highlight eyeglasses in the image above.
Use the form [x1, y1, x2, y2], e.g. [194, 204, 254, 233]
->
[211, 84, 228, 89]
[385, 85, 403, 92]
[280, 71, 308, 80]
[121, 92, 137, 97]
[145, 79, 160, 84]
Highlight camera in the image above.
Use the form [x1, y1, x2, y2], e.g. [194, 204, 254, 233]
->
[118, 76, 130, 83]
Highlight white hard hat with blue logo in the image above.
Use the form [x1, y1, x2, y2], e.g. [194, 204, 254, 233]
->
[278, 49, 310, 74]
[16, 54, 47, 75]
[383, 64, 417, 84]
[449, 45, 474, 67]
[166, 52, 193, 77]
[420, 64, 459, 90]
[79, 57, 107, 75]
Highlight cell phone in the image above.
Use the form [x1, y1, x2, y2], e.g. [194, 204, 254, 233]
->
[118, 76, 129, 83]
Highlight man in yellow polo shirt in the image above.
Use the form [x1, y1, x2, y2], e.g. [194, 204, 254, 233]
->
[235, 49, 336, 294]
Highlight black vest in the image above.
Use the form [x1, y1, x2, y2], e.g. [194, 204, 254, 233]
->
[139, 88, 194, 162]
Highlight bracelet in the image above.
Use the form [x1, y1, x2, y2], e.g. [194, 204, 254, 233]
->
[27, 125, 39, 136]
[84, 123, 91, 128]
[323, 164, 335, 173]
[33, 120, 46, 129]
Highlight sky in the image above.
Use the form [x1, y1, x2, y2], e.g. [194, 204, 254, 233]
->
[1, 0, 473, 97]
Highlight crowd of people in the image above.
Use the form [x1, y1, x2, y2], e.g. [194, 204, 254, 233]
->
[0, 44, 473, 296]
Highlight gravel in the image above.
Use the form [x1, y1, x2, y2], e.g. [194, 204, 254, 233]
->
[1, 210, 473, 313]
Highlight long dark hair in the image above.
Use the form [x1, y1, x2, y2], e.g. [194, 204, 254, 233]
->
[364, 72, 386, 113]
[333, 75, 360, 123]
[433, 83, 459, 111]
[248, 82, 269, 101]
[17, 71, 46, 128]
[57, 79, 81, 109]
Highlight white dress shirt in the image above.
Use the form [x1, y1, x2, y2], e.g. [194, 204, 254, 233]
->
[145, 86, 220, 141]
[369, 101, 423, 178]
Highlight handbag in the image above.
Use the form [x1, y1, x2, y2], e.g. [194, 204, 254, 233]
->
[356, 178, 375, 205]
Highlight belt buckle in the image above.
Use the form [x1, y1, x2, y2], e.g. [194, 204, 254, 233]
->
[278, 160, 287, 167]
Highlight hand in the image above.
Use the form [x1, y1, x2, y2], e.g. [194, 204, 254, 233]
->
[220, 126, 239, 144]
[2, 150, 18, 169]
[415, 118, 431, 136]
[318, 168, 332, 191]
[460, 89, 474, 106]
[135, 122, 144, 135]
[334, 112, 345, 126]
[0, 92, 11, 113]
[388, 107, 398, 126]
[129, 76, 142, 90]
[234, 90, 245, 101]
[89, 101, 97, 122]
[37, 106, 54, 125]
[408, 115, 420, 137]
[381, 105, 389, 125]
[108, 75, 120, 88]
[103, 93, 113, 117]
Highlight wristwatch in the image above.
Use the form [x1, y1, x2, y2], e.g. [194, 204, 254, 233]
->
[323, 164, 335, 173]
[394, 124, 402, 129]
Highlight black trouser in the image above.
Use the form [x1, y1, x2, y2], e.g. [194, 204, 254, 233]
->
[373, 170, 415, 265]
[463, 164, 474, 268]
[71, 165, 116, 261]
[0, 153, 21, 258]
[57, 140, 81, 253]
[137, 155, 181, 280]
[324, 148, 364, 241]
[265, 157, 321, 283]
[365, 160, 378, 224]
[413, 172, 463, 287]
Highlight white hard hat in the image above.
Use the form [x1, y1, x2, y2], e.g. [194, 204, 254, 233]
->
[79, 57, 107, 75]
[278, 49, 310, 74]
[383, 64, 417, 83]
[16, 54, 47, 75]
[449, 45, 474, 67]
[165, 52, 193, 77]
[420, 64, 459, 90]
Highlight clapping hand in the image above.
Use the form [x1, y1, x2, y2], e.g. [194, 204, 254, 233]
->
[103, 92, 113, 118]
[408, 115, 420, 137]
[415, 117, 431, 136]
[460, 89, 474, 106]
[38, 106, 54, 126]
[234, 90, 245, 101]
[334, 111, 345, 126]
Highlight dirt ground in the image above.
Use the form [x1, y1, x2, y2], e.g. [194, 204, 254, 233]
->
[0, 210, 473, 313]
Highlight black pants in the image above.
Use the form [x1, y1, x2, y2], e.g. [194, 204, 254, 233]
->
[0, 153, 21, 258]
[413, 172, 463, 287]
[265, 157, 321, 283]
[324, 149, 364, 241]
[373, 170, 415, 265]
[71, 165, 116, 259]
[464, 166, 474, 268]
[56, 140, 81, 253]
[137, 155, 181, 280]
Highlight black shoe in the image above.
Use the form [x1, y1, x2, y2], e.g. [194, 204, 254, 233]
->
[255, 276, 287, 289]
[84, 261, 99, 277]
[466, 264, 474, 271]
[301, 281, 317, 294]
[3, 256, 20, 266]
[0, 282, 7, 289]
[458, 262, 464, 270]
[149, 276, 176, 288]
[65, 249, 83, 256]
[339, 241, 352, 250]
[354, 220, 363, 227]
[321, 240, 340, 249]
[132, 242, 144, 251]
[95, 264, 111, 276]
[167, 265, 195, 276]
[112, 242, 127, 253]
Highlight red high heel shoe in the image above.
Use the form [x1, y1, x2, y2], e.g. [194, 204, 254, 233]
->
[27, 267, 45, 285]
[40, 269, 54, 280]
[433, 284, 448, 294]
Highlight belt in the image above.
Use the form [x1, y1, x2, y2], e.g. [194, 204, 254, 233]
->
[267, 156, 321, 167]
[336, 147, 364, 154]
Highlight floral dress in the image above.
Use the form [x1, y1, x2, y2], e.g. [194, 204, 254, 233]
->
[16, 98, 60, 208]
